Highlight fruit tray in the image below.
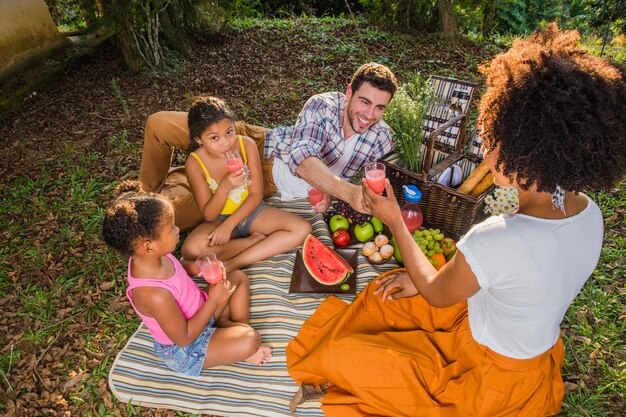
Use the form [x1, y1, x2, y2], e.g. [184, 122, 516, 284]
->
[289, 248, 358, 295]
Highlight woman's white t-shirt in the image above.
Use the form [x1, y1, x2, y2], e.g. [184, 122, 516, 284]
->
[457, 195, 603, 359]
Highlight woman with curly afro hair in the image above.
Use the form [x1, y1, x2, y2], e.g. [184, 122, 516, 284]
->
[286, 24, 625, 416]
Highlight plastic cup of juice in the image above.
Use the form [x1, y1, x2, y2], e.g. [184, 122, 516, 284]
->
[308, 187, 324, 206]
[195, 252, 224, 284]
[224, 150, 250, 185]
[364, 162, 386, 194]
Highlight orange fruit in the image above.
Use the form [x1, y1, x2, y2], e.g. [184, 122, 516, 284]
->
[430, 253, 447, 271]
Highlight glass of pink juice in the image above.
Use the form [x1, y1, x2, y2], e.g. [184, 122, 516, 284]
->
[364, 162, 386, 194]
[308, 187, 324, 206]
[224, 150, 250, 185]
[195, 252, 224, 284]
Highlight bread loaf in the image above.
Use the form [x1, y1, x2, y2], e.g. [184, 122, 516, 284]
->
[457, 161, 490, 194]
[469, 172, 494, 197]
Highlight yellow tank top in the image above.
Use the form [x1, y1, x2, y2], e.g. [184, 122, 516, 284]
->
[189, 135, 249, 215]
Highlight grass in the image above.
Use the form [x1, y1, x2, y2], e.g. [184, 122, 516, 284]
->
[559, 181, 626, 416]
[0, 137, 136, 413]
[0, 15, 624, 416]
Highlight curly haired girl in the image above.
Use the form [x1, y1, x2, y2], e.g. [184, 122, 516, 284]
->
[103, 181, 271, 376]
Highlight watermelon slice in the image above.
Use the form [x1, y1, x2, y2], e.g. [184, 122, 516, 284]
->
[302, 234, 354, 286]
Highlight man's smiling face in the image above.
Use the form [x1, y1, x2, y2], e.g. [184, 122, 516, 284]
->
[344, 81, 392, 136]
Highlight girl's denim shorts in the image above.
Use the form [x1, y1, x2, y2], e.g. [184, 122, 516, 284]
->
[217, 201, 267, 237]
[153, 319, 216, 376]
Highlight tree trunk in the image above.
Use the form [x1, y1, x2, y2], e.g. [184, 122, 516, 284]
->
[482, 0, 495, 38]
[103, 0, 225, 72]
[78, 0, 101, 29]
[438, 0, 459, 41]
[103, 0, 167, 73]
[180, 0, 225, 36]
[160, 0, 192, 56]
[46, 0, 61, 26]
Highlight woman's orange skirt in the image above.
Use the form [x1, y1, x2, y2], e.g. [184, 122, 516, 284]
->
[286, 269, 564, 417]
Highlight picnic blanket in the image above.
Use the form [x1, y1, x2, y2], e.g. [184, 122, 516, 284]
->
[108, 197, 395, 416]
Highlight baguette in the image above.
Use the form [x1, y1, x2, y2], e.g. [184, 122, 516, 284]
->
[469, 172, 494, 197]
[457, 161, 490, 194]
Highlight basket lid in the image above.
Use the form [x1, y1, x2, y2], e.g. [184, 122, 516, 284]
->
[403, 185, 422, 202]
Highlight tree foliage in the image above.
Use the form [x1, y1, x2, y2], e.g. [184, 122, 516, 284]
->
[45, 0, 102, 29]
[454, 0, 625, 39]
[43, 0, 623, 71]
[358, 0, 439, 32]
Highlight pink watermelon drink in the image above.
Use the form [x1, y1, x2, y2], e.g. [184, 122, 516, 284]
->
[195, 252, 224, 284]
[364, 162, 386, 194]
[308, 188, 323, 205]
[224, 149, 250, 185]
[200, 263, 222, 284]
[226, 158, 244, 173]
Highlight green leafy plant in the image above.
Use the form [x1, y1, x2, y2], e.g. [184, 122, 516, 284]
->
[384, 72, 435, 172]
[110, 78, 130, 120]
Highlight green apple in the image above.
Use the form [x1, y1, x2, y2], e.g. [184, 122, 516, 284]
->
[392, 236, 404, 264]
[370, 216, 384, 233]
[354, 221, 374, 243]
[329, 214, 350, 232]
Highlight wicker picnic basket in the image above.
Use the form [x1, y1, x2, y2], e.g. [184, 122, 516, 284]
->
[382, 121, 493, 241]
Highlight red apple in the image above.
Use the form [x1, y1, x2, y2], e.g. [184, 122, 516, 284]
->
[332, 229, 350, 247]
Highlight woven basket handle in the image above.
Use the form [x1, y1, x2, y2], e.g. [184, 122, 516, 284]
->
[421, 114, 467, 179]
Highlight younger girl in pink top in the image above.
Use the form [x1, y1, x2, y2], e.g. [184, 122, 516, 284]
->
[102, 181, 271, 376]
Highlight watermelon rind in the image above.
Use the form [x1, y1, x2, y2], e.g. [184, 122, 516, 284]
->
[302, 234, 353, 286]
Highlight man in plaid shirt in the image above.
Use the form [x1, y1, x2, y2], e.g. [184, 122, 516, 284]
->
[139, 62, 397, 230]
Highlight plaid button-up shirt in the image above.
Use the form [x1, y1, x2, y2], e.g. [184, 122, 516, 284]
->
[265, 92, 393, 180]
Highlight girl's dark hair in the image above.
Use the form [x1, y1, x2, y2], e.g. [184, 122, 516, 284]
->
[350, 62, 398, 98]
[477, 23, 626, 193]
[188, 96, 236, 147]
[102, 180, 169, 257]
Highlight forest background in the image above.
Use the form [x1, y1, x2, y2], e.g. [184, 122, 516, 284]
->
[0, 0, 624, 416]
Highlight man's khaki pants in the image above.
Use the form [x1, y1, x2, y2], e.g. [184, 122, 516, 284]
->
[138, 111, 277, 230]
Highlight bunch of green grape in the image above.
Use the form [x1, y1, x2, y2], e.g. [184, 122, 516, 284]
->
[412, 228, 445, 257]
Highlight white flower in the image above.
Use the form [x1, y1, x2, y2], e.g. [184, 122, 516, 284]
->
[484, 186, 519, 215]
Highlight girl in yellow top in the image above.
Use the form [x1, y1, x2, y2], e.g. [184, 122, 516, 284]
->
[182, 97, 311, 273]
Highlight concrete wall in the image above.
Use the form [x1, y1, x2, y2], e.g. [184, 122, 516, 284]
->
[0, 0, 68, 83]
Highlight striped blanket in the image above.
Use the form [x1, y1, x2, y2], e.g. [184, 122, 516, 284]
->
[108, 197, 394, 416]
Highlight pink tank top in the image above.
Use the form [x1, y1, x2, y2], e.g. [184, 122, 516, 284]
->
[126, 253, 208, 344]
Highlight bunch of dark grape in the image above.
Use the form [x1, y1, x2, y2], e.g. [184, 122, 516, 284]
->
[323, 200, 372, 224]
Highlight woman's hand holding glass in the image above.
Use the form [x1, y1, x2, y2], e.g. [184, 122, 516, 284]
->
[364, 162, 386, 194]
[362, 178, 402, 228]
